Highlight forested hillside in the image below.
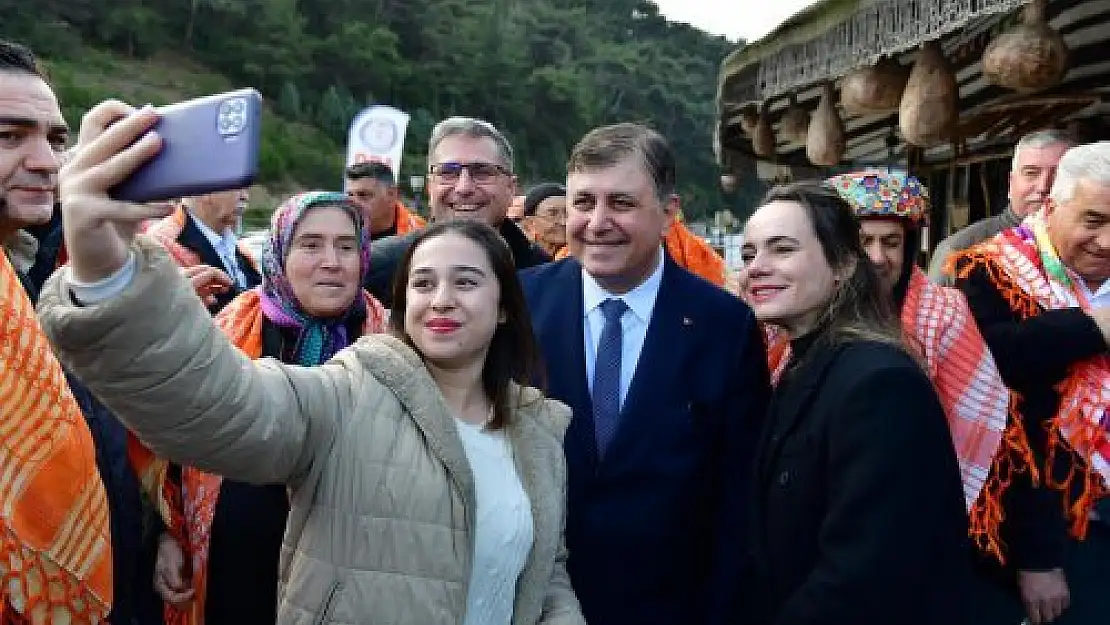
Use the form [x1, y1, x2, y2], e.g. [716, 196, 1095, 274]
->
[4, 0, 758, 220]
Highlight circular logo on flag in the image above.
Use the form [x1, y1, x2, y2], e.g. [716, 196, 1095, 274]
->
[359, 117, 399, 152]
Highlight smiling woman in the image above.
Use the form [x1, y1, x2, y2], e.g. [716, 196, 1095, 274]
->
[737, 181, 972, 625]
[389, 219, 541, 432]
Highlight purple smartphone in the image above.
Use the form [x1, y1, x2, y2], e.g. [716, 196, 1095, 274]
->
[110, 88, 262, 203]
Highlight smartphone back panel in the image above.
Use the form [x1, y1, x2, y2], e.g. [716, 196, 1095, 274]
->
[110, 88, 262, 203]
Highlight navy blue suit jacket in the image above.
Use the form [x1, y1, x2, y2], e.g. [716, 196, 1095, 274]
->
[521, 257, 770, 625]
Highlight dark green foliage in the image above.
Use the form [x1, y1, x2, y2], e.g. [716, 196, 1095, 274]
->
[6, 0, 754, 220]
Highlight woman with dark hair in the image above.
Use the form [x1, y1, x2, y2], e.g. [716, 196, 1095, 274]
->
[42, 206, 584, 623]
[738, 182, 970, 625]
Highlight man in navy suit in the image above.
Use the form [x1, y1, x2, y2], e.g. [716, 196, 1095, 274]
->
[520, 123, 770, 625]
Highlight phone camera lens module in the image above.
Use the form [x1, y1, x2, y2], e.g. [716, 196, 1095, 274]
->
[216, 98, 248, 136]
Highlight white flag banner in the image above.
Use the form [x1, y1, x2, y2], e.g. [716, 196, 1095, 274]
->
[346, 105, 410, 184]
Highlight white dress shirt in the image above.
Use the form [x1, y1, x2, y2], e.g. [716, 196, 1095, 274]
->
[582, 248, 666, 409]
[189, 210, 248, 288]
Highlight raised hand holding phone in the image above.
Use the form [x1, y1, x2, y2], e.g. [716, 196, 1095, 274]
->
[110, 88, 261, 203]
[61, 90, 262, 284]
[60, 100, 172, 283]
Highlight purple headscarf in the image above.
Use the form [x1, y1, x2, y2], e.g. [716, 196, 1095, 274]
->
[258, 191, 371, 365]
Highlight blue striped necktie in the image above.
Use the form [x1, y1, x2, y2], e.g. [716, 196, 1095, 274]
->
[593, 298, 628, 456]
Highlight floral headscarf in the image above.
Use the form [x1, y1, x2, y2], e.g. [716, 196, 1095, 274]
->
[826, 169, 930, 226]
[258, 191, 372, 365]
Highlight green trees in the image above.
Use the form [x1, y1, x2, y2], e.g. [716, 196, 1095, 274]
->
[6, 0, 746, 220]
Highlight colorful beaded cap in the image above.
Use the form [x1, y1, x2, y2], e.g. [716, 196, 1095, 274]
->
[826, 169, 930, 225]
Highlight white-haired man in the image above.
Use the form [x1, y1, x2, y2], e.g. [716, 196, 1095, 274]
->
[930, 129, 1074, 284]
[954, 142, 1110, 625]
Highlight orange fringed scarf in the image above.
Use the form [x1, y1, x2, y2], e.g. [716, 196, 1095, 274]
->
[764, 267, 1031, 563]
[0, 254, 113, 623]
[161, 288, 386, 625]
[952, 217, 1110, 540]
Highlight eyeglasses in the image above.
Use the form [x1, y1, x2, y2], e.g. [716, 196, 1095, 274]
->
[429, 161, 510, 184]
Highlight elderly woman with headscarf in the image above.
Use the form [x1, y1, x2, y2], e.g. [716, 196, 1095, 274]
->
[149, 191, 386, 625]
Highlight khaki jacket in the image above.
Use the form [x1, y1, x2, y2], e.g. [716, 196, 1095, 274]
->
[38, 238, 584, 625]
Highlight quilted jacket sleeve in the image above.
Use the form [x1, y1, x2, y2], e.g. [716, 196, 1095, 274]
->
[37, 237, 352, 486]
[535, 399, 585, 625]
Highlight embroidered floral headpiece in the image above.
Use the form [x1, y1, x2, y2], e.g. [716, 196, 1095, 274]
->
[826, 169, 930, 226]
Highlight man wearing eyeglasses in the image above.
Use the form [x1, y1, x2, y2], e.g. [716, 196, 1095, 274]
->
[364, 116, 550, 305]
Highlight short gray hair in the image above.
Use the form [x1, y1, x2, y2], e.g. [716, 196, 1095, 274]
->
[1049, 142, 1110, 205]
[427, 117, 514, 173]
[1011, 129, 1075, 172]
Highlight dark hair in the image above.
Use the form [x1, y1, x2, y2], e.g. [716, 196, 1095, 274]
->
[523, 183, 566, 216]
[345, 161, 396, 186]
[891, 221, 919, 308]
[387, 220, 544, 430]
[0, 40, 42, 77]
[758, 181, 903, 351]
[568, 123, 675, 200]
[429, 117, 514, 172]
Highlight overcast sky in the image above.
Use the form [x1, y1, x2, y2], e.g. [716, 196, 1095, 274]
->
[650, 0, 817, 42]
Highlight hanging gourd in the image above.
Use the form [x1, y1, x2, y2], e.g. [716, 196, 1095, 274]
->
[780, 94, 811, 145]
[752, 103, 776, 158]
[841, 56, 910, 116]
[982, 0, 1068, 94]
[900, 41, 958, 147]
[807, 83, 845, 166]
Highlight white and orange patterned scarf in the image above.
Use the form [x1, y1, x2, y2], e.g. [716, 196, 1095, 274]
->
[954, 210, 1110, 538]
[0, 254, 112, 623]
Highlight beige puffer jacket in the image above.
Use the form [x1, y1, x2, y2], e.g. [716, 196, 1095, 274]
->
[38, 239, 585, 625]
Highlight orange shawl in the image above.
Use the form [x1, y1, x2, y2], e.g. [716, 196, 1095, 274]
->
[391, 201, 426, 236]
[954, 219, 1110, 539]
[765, 268, 1026, 562]
[664, 221, 726, 287]
[0, 254, 113, 623]
[554, 221, 727, 288]
[163, 288, 386, 625]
